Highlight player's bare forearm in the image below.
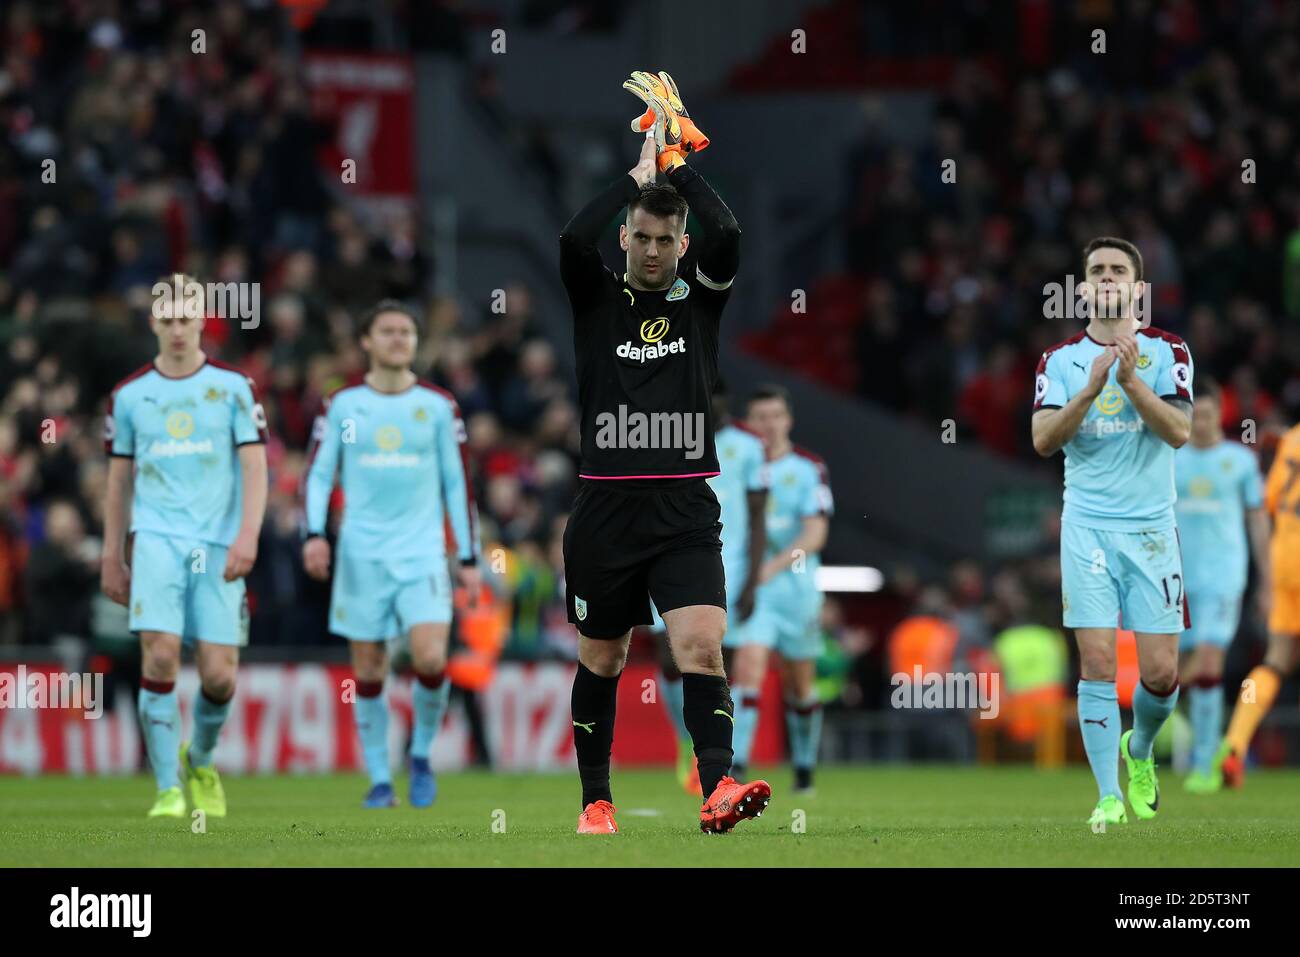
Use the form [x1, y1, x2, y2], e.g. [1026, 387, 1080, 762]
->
[1032, 388, 1098, 457]
[1120, 376, 1191, 447]
[761, 515, 828, 582]
[101, 457, 134, 560]
[237, 443, 269, 539]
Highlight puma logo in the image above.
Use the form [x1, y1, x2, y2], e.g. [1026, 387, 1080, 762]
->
[1083, 717, 1108, 728]
[147, 718, 174, 730]
[573, 720, 595, 734]
[1072, 361, 1086, 372]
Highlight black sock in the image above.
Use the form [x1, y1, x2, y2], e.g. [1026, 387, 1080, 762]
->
[572, 663, 620, 808]
[795, 766, 813, 790]
[681, 673, 734, 799]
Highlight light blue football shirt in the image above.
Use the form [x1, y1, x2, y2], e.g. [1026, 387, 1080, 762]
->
[1034, 327, 1194, 530]
[761, 446, 833, 594]
[1175, 440, 1263, 595]
[106, 359, 267, 547]
[708, 423, 769, 569]
[303, 379, 480, 563]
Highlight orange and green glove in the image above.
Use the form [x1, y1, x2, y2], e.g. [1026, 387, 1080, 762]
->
[622, 70, 709, 172]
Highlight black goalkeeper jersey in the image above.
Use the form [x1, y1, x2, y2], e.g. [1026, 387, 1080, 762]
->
[559, 167, 741, 479]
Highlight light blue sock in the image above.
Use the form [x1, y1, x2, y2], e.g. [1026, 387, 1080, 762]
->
[409, 676, 451, 761]
[138, 685, 181, 792]
[1131, 679, 1180, 760]
[189, 688, 232, 768]
[1188, 683, 1223, 774]
[1077, 680, 1122, 801]
[731, 686, 761, 767]
[658, 673, 690, 745]
[784, 695, 823, 769]
[354, 687, 391, 787]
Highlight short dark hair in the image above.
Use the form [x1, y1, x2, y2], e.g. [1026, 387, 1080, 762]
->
[748, 383, 791, 411]
[1082, 237, 1144, 281]
[1196, 377, 1221, 402]
[627, 184, 688, 230]
[359, 299, 421, 338]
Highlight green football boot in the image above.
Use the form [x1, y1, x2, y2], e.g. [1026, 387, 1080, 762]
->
[147, 786, 186, 819]
[179, 742, 227, 818]
[1183, 768, 1222, 794]
[1087, 794, 1128, 829]
[1121, 729, 1160, 819]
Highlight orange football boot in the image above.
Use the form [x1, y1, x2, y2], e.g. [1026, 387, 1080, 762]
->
[1220, 748, 1245, 790]
[577, 799, 619, 834]
[700, 776, 770, 834]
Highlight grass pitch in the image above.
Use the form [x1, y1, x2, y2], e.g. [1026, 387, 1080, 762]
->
[2, 766, 1297, 867]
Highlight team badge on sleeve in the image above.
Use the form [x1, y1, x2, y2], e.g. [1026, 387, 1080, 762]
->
[1034, 373, 1049, 404]
[815, 483, 834, 513]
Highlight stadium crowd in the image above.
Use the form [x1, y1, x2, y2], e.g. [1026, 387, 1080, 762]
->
[838, 0, 1300, 460]
[1, 2, 1290, 738]
[0, 1, 587, 661]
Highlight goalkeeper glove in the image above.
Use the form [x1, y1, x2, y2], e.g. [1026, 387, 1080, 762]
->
[627, 71, 710, 154]
[623, 70, 706, 173]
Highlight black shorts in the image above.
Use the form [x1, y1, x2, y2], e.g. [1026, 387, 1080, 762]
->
[563, 478, 726, 639]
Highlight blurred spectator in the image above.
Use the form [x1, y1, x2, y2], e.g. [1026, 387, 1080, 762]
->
[24, 499, 98, 642]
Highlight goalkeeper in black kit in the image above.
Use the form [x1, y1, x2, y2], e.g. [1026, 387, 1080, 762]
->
[561, 70, 771, 835]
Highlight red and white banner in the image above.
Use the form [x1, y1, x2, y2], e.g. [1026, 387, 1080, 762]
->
[304, 52, 415, 199]
[0, 663, 783, 775]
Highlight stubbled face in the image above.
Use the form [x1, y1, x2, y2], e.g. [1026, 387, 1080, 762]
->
[363, 311, 418, 370]
[621, 207, 687, 290]
[151, 304, 203, 360]
[1191, 394, 1220, 442]
[1083, 246, 1144, 322]
[748, 396, 792, 448]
